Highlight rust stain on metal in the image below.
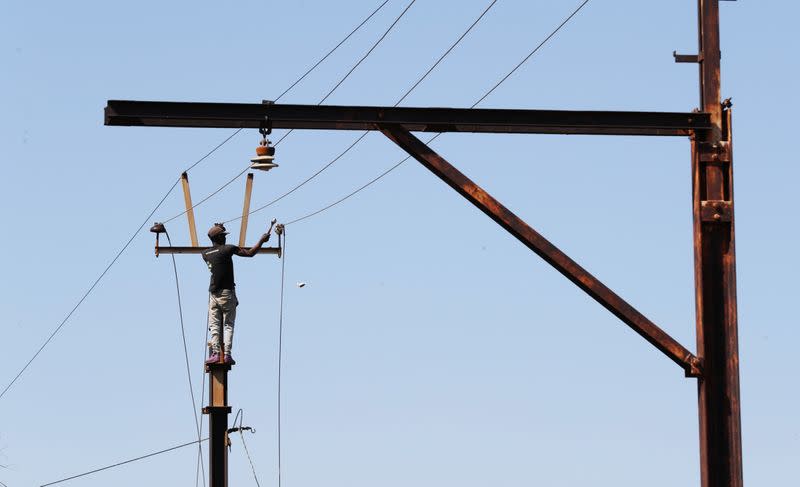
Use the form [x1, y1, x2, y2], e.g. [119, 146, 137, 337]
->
[379, 123, 701, 377]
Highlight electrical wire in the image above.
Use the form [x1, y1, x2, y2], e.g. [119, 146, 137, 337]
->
[0, 0, 398, 407]
[163, 1, 394, 225]
[273, 0, 419, 147]
[159, 1, 416, 225]
[165, 232, 206, 487]
[195, 306, 211, 487]
[0, 178, 180, 401]
[472, 0, 590, 107]
[40, 438, 208, 487]
[276, 230, 287, 487]
[273, 0, 390, 103]
[284, 0, 591, 226]
[224, 0, 499, 225]
[163, 166, 251, 224]
[230, 409, 261, 487]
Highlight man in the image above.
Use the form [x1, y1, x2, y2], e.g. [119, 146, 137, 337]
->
[202, 223, 270, 365]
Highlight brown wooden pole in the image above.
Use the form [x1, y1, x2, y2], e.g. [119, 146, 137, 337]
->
[694, 1, 743, 486]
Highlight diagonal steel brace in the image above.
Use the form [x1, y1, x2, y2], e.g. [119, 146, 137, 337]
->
[379, 124, 701, 377]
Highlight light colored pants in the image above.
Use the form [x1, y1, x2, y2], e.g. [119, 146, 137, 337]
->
[208, 289, 237, 355]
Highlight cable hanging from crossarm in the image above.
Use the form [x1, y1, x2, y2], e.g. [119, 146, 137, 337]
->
[276, 225, 287, 487]
[229, 409, 261, 487]
[274, 0, 418, 147]
[158, 1, 403, 225]
[195, 303, 211, 487]
[224, 0, 499, 225]
[165, 231, 207, 487]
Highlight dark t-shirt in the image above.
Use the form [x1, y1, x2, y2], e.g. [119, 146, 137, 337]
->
[202, 244, 240, 293]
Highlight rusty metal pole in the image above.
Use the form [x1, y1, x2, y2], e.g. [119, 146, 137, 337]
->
[204, 363, 231, 487]
[693, 1, 743, 486]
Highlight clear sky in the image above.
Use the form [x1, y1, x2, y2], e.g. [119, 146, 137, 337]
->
[1, 1, 797, 486]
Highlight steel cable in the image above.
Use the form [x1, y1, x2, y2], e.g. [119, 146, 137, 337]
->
[159, 0, 413, 225]
[0, 0, 397, 405]
[273, 0, 390, 103]
[284, 0, 591, 226]
[223, 0, 499, 225]
[276, 230, 287, 487]
[230, 409, 261, 487]
[165, 232, 206, 487]
[195, 305, 211, 487]
[40, 438, 208, 487]
[0, 177, 180, 401]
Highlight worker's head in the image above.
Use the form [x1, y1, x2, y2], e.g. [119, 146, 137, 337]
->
[208, 223, 228, 245]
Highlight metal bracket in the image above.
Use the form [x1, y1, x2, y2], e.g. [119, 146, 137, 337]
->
[674, 51, 703, 63]
[698, 141, 731, 163]
[700, 200, 732, 223]
[202, 406, 233, 415]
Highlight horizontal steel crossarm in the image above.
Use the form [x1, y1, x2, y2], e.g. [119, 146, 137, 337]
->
[105, 101, 709, 137]
[379, 124, 702, 376]
[157, 246, 280, 255]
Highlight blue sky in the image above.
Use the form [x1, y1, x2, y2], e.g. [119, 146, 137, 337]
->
[1, 1, 797, 486]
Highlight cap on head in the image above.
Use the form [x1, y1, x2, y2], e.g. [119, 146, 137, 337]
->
[208, 223, 229, 240]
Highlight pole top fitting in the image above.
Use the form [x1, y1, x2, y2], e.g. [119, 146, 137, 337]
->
[150, 222, 166, 234]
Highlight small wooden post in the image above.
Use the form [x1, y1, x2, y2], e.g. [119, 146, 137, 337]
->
[181, 172, 200, 247]
[238, 173, 254, 247]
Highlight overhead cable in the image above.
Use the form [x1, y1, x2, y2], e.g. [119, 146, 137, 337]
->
[0, 2, 389, 401]
[224, 0, 499, 225]
[275, 0, 419, 146]
[284, 0, 592, 225]
[0, 178, 180, 401]
[40, 438, 208, 487]
[276, 229, 287, 487]
[273, 0, 391, 102]
[165, 232, 206, 487]
[230, 409, 261, 487]
[162, 0, 417, 224]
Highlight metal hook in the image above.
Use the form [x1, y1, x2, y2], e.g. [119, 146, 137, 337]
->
[259, 115, 272, 136]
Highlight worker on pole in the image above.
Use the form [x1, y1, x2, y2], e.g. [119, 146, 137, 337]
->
[202, 222, 271, 365]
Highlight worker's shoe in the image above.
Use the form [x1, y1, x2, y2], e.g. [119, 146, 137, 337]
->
[224, 354, 236, 365]
[205, 353, 221, 364]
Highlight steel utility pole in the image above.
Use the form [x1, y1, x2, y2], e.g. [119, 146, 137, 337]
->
[203, 361, 231, 487]
[108, 1, 742, 485]
[692, 1, 742, 486]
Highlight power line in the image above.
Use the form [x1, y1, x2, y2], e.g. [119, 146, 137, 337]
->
[163, 166, 250, 224]
[276, 230, 287, 487]
[0, 0, 396, 408]
[162, 0, 416, 225]
[224, 0, 499, 225]
[230, 409, 261, 487]
[274, 0, 418, 146]
[284, 0, 591, 226]
[0, 177, 180, 401]
[195, 308, 210, 487]
[273, 0, 390, 103]
[472, 0, 590, 107]
[165, 232, 206, 487]
[40, 438, 208, 487]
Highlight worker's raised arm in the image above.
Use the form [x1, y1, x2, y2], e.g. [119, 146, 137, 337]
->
[236, 233, 270, 257]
